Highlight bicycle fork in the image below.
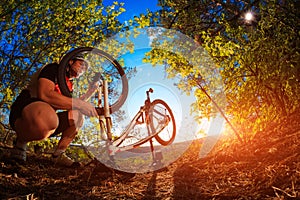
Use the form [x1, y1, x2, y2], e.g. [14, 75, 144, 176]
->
[103, 80, 113, 141]
[97, 80, 119, 156]
[97, 80, 113, 140]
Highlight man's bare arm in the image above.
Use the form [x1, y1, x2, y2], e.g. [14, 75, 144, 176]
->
[37, 78, 98, 117]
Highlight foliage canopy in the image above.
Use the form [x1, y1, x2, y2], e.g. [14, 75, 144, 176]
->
[153, 0, 300, 141]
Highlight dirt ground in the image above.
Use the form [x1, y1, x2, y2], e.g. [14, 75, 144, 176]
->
[1, 113, 300, 200]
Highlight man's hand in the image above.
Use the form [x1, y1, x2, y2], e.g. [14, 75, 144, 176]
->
[73, 98, 98, 117]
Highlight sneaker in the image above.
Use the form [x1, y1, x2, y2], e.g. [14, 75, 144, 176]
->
[52, 153, 81, 167]
[10, 147, 26, 162]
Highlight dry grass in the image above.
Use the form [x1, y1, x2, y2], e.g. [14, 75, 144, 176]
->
[1, 113, 300, 200]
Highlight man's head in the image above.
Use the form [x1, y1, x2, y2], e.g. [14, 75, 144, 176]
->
[68, 54, 89, 78]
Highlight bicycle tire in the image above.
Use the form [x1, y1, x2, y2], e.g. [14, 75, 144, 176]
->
[58, 47, 128, 114]
[122, 99, 176, 148]
[150, 99, 176, 146]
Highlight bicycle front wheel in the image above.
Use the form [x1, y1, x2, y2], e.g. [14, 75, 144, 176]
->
[58, 47, 128, 114]
[150, 99, 176, 146]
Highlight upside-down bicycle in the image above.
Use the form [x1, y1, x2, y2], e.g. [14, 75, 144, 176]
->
[58, 47, 176, 162]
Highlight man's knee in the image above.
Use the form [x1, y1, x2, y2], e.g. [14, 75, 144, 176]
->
[15, 103, 59, 141]
[36, 110, 59, 139]
[68, 110, 84, 129]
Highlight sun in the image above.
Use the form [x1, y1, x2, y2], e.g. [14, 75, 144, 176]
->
[244, 11, 254, 22]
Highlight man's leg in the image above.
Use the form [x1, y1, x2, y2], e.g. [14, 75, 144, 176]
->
[52, 110, 83, 166]
[12, 101, 59, 161]
[15, 101, 59, 141]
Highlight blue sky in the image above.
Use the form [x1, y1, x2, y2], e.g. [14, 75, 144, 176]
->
[103, 0, 160, 22]
[105, 29, 200, 144]
[98, 1, 225, 141]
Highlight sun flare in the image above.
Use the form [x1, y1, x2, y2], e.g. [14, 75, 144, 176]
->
[244, 11, 254, 22]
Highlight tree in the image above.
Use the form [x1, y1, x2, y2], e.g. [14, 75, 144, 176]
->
[0, 0, 126, 127]
[152, 0, 300, 141]
[220, 0, 300, 139]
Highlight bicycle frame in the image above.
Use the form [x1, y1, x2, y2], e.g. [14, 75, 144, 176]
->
[98, 81, 171, 156]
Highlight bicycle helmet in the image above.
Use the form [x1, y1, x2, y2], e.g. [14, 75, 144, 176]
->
[72, 53, 89, 68]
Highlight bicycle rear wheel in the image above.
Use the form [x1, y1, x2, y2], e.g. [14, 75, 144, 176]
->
[150, 99, 176, 146]
[58, 47, 128, 114]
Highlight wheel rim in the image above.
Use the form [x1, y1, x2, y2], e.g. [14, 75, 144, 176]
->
[58, 47, 128, 113]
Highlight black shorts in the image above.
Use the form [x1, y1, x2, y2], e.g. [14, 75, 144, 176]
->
[9, 90, 70, 136]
